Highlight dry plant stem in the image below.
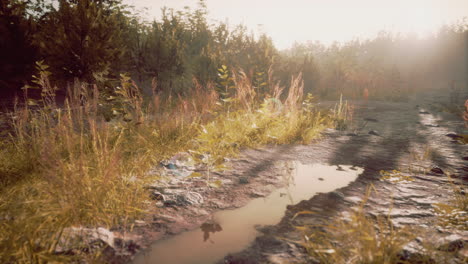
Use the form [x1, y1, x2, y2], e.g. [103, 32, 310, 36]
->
[0, 70, 349, 262]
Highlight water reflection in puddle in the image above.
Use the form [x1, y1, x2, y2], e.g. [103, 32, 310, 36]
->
[134, 162, 363, 264]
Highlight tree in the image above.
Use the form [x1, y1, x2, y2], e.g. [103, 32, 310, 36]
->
[0, 0, 39, 94]
[35, 0, 126, 83]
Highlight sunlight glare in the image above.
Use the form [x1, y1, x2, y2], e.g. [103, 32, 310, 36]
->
[127, 0, 468, 49]
[400, 0, 440, 37]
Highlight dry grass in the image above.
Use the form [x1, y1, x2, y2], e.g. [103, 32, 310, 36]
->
[433, 175, 468, 230]
[0, 68, 348, 262]
[0, 78, 151, 262]
[291, 186, 417, 264]
[380, 170, 415, 184]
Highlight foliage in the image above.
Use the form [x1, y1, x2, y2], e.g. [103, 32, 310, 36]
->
[34, 0, 126, 83]
[2, 0, 466, 100]
[278, 26, 468, 100]
[0, 0, 39, 94]
[124, 3, 277, 94]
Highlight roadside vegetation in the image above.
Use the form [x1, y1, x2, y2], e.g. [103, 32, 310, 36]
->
[292, 186, 417, 264]
[1, 0, 467, 263]
[0, 62, 351, 262]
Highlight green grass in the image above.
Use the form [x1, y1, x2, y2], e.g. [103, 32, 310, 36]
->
[0, 71, 347, 262]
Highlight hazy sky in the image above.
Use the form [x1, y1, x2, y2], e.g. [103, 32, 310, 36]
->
[126, 0, 468, 49]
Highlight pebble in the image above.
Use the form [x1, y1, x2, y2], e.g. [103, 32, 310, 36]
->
[446, 133, 462, 139]
[239, 177, 249, 184]
[430, 166, 444, 175]
[364, 118, 379, 122]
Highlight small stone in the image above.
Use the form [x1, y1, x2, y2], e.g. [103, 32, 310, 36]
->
[419, 110, 430, 114]
[155, 214, 177, 223]
[163, 200, 178, 207]
[398, 241, 434, 263]
[318, 177, 324, 181]
[250, 191, 267, 198]
[330, 191, 345, 200]
[239, 177, 249, 184]
[368, 130, 380, 136]
[437, 235, 466, 252]
[56, 227, 116, 253]
[446, 133, 463, 139]
[175, 191, 204, 206]
[364, 118, 379, 122]
[430, 166, 444, 174]
[150, 191, 165, 201]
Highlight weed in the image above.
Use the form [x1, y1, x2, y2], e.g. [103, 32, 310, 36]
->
[433, 175, 468, 230]
[291, 186, 417, 264]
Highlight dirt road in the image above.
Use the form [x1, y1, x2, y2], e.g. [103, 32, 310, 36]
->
[221, 88, 468, 263]
[128, 87, 467, 264]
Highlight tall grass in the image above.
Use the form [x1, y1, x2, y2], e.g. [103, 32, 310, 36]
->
[0, 68, 345, 262]
[0, 77, 151, 262]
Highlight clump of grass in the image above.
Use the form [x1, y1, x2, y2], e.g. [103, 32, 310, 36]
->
[191, 73, 339, 165]
[380, 170, 415, 183]
[410, 146, 433, 162]
[433, 175, 468, 230]
[331, 94, 351, 130]
[291, 186, 417, 264]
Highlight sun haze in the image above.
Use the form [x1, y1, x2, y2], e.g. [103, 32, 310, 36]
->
[126, 0, 468, 49]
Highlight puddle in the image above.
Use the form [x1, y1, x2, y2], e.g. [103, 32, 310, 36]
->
[133, 162, 363, 264]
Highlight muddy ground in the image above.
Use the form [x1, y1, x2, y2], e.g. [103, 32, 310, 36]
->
[106, 87, 467, 264]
